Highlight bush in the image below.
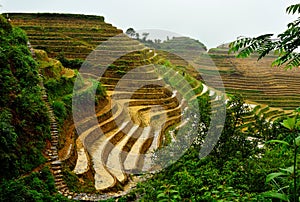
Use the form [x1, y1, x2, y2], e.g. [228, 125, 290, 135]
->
[0, 15, 12, 33]
[56, 52, 83, 69]
[0, 14, 50, 181]
[0, 167, 71, 202]
[52, 100, 67, 124]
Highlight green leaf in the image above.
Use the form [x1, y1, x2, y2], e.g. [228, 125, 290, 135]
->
[169, 190, 178, 194]
[296, 120, 300, 129]
[266, 140, 290, 146]
[279, 166, 294, 174]
[157, 193, 166, 198]
[295, 136, 300, 146]
[266, 172, 288, 183]
[281, 117, 296, 130]
[278, 185, 290, 192]
[286, 4, 300, 14]
[261, 192, 289, 201]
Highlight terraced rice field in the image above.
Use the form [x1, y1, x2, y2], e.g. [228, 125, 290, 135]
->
[10, 13, 299, 110]
[8, 13, 122, 59]
[189, 47, 300, 110]
[155, 42, 300, 110]
[11, 13, 299, 192]
[69, 34, 227, 190]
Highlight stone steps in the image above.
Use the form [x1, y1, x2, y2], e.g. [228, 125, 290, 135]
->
[27, 41, 76, 199]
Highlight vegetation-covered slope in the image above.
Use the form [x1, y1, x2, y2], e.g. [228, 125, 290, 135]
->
[152, 37, 300, 110]
[0, 14, 71, 201]
[7, 13, 300, 111]
[7, 13, 122, 59]
[0, 14, 49, 179]
[206, 46, 300, 110]
[1, 12, 299, 201]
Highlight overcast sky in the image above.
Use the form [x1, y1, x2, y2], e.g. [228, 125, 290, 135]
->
[1, 0, 299, 48]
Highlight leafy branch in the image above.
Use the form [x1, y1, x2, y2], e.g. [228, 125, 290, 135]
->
[229, 4, 300, 69]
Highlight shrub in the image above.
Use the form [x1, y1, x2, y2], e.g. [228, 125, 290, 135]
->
[0, 14, 50, 180]
[56, 52, 83, 69]
[52, 100, 67, 124]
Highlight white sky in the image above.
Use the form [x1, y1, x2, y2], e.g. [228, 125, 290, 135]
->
[1, 0, 299, 48]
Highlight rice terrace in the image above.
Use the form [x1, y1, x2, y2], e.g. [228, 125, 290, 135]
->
[1, 3, 300, 201]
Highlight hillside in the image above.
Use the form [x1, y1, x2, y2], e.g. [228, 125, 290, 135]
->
[7, 13, 122, 59]
[153, 38, 300, 111]
[8, 13, 300, 111]
[0, 14, 50, 181]
[3, 13, 221, 198]
[2, 13, 300, 201]
[0, 14, 71, 201]
[206, 46, 300, 110]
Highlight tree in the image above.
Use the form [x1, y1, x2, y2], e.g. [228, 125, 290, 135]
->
[125, 27, 136, 38]
[142, 32, 149, 41]
[154, 39, 161, 44]
[229, 3, 300, 69]
[209, 95, 259, 166]
[229, 4, 300, 201]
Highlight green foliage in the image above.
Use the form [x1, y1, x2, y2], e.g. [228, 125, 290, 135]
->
[228, 4, 300, 200]
[56, 52, 83, 69]
[0, 12, 78, 201]
[0, 15, 12, 33]
[263, 114, 300, 202]
[163, 60, 171, 67]
[62, 165, 96, 193]
[125, 28, 136, 38]
[117, 94, 300, 201]
[116, 69, 126, 75]
[141, 36, 207, 52]
[0, 14, 50, 179]
[2, 8, 299, 201]
[210, 96, 259, 166]
[0, 109, 17, 151]
[156, 184, 181, 202]
[52, 100, 67, 124]
[282, 117, 298, 131]
[131, 147, 268, 201]
[96, 81, 107, 100]
[229, 3, 300, 69]
[44, 76, 75, 125]
[261, 192, 289, 201]
[43, 65, 105, 126]
[0, 167, 71, 202]
[44, 77, 74, 100]
[286, 4, 300, 15]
